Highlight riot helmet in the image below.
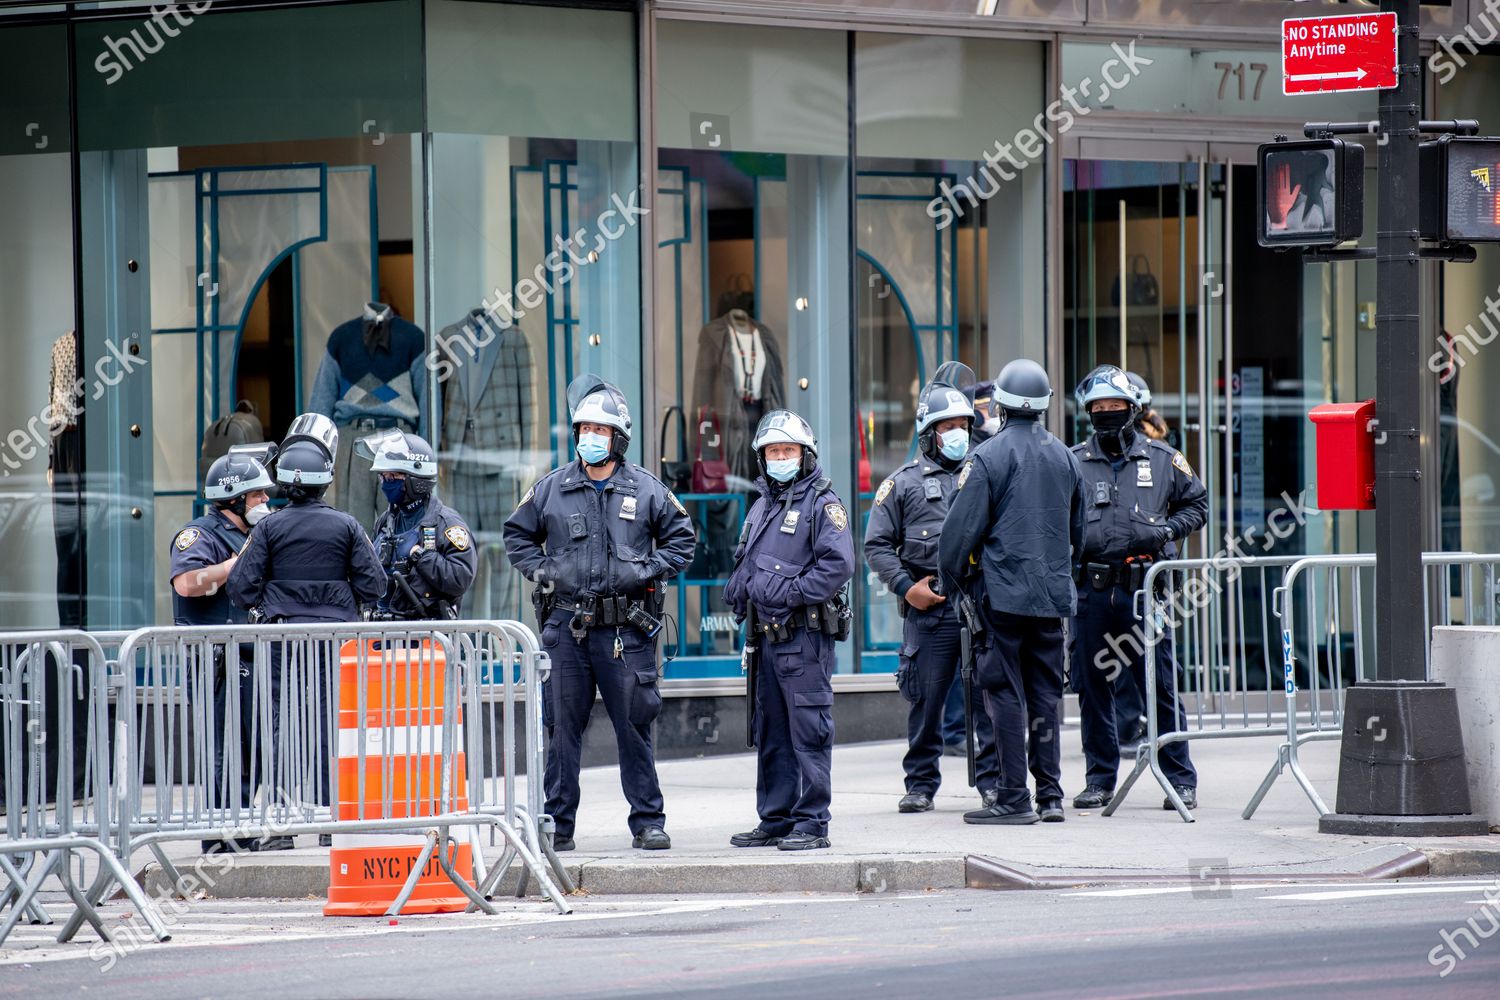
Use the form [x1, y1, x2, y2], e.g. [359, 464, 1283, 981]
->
[281, 412, 339, 463]
[567, 373, 632, 465]
[359, 429, 437, 505]
[203, 452, 274, 524]
[751, 409, 818, 482]
[1075, 364, 1140, 453]
[275, 439, 335, 502]
[915, 361, 977, 464]
[1124, 371, 1152, 408]
[994, 359, 1053, 416]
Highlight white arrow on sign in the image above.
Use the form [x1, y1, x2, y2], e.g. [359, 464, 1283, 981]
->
[1287, 67, 1368, 83]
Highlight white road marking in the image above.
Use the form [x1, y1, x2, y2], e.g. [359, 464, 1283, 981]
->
[1064, 880, 1485, 899]
[1262, 884, 1500, 902]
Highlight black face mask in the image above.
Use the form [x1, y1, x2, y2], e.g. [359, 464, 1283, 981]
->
[1091, 408, 1136, 454]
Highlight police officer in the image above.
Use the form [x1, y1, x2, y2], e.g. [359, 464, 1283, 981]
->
[170, 449, 273, 854]
[362, 430, 476, 620]
[502, 376, 695, 853]
[725, 410, 854, 851]
[1069, 365, 1207, 812]
[938, 359, 1084, 825]
[1125, 370, 1170, 442]
[228, 415, 386, 846]
[865, 363, 1000, 813]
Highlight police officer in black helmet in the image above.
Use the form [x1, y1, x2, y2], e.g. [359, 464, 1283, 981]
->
[171, 448, 274, 854]
[503, 375, 696, 853]
[939, 359, 1085, 826]
[865, 362, 1001, 814]
[1069, 365, 1206, 813]
[361, 430, 476, 620]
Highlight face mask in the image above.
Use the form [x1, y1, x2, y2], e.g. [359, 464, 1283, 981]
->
[938, 428, 969, 462]
[381, 477, 407, 505]
[979, 415, 1001, 438]
[766, 458, 801, 483]
[1090, 408, 1133, 435]
[577, 432, 611, 466]
[245, 502, 271, 526]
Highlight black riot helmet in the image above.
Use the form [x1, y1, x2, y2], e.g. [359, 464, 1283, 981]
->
[567, 373, 632, 463]
[359, 429, 437, 504]
[995, 359, 1053, 417]
[915, 361, 977, 461]
[203, 452, 274, 520]
[275, 439, 334, 503]
[751, 408, 819, 480]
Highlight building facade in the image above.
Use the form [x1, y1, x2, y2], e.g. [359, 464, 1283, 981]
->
[2, 0, 1498, 683]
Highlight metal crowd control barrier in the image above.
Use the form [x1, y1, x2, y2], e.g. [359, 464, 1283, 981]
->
[1, 631, 169, 948]
[1102, 551, 1500, 823]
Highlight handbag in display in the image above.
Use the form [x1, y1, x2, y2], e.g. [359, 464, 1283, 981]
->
[693, 407, 730, 494]
[857, 414, 873, 494]
[659, 405, 693, 493]
[1111, 253, 1160, 308]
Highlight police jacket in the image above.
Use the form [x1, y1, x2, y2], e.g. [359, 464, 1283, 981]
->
[938, 416, 1085, 619]
[501, 459, 696, 605]
[864, 454, 961, 604]
[373, 495, 478, 618]
[169, 508, 249, 626]
[227, 500, 387, 622]
[725, 465, 855, 623]
[1072, 431, 1208, 565]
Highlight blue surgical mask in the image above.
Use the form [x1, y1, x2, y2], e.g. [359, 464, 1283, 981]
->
[380, 478, 406, 505]
[766, 458, 800, 483]
[938, 428, 969, 462]
[577, 432, 611, 466]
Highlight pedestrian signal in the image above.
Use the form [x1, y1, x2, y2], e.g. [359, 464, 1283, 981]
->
[1257, 139, 1365, 247]
[1420, 136, 1500, 243]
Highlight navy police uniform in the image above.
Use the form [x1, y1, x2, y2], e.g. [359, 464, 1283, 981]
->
[724, 466, 855, 840]
[227, 501, 386, 623]
[372, 496, 478, 619]
[1071, 433, 1207, 794]
[502, 460, 696, 843]
[939, 419, 1085, 813]
[864, 459, 999, 800]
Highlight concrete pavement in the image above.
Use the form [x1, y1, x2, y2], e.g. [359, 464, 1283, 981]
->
[136, 723, 1500, 898]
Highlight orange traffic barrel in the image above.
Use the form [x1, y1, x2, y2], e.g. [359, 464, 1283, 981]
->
[325, 638, 475, 917]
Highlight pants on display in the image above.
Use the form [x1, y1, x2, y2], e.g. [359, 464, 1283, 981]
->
[332, 424, 387, 537]
[1073, 584, 1198, 791]
[976, 606, 1066, 810]
[752, 628, 836, 838]
[541, 611, 665, 840]
[900, 605, 998, 797]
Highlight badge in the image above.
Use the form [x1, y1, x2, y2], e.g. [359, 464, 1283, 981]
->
[780, 509, 801, 534]
[518, 486, 535, 508]
[956, 461, 973, 490]
[422, 526, 437, 551]
[874, 479, 894, 505]
[1173, 451, 1194, 477]
[444, 525, 471, 551]
[826, 503, 848, 533]
[1136, 460, 1153, 487]
[174, 528, 200, 552]
[619, 496, 638, 521]
[668, 491, 688, 516]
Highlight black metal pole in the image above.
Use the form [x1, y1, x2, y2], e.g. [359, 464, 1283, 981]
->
[1318, 0, 1484, 836]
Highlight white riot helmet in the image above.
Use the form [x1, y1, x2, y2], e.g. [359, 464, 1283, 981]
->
[567, 374, 632, 462]
[282, 412, 339, 462]
[1074, 364, 1140, 415]
[358, 429, 437, 479]
[751, 409, 818, 479]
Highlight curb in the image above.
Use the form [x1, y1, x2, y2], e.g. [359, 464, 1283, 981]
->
[964, 849, 1432, 890]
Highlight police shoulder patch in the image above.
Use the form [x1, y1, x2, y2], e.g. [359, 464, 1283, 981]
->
[956, 461, 974, 490]
[874, 479, 895, 506]
[825, 502, 848, 532]
[444, 525, 471, 551]
[1172, 451, 1194, 477]
[518, 486, 535, 508]
[174, 528, 200, 552]
[668, 491, 688, 516]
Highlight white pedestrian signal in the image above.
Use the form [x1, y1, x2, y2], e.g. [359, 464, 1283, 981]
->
[1257, 139, 1365, 248]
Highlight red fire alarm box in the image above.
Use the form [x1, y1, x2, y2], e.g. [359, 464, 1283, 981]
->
[1309, 400, 1377, 510]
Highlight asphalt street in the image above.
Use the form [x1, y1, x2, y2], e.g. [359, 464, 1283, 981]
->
[4, 877, 1499, 998]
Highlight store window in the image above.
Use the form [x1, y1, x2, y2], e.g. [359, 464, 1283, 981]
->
[653, 19, 852, 677]
[72, 0, 423, 627]
[0, 22, 75, 628]
[425, 0, 641, 622]
[853, 32, 1045, 665]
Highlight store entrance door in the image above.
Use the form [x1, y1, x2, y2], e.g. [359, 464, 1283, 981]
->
[1062, 152, 1310, 558]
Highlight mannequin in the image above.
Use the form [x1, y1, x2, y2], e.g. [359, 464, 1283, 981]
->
[437, 308, 535, 619]
[48, 330, 83, 627]
[308, 302, 427, 535]
[691, 308, 786, 485]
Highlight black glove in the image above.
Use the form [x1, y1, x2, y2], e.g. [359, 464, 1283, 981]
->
[1132, 522, 1173, 554]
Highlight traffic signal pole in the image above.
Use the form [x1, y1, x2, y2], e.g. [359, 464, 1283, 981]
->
[1317, 0, 1485, 836]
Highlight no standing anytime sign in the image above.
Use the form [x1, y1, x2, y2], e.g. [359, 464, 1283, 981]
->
[1282, 12, 1398, 95]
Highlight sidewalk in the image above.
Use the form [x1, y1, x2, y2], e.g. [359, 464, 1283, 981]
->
[141, 727, 1500, 898]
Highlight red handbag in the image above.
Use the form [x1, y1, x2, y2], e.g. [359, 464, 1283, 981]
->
[693, 407, 730, 493]
[857, 413, 873, 494]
